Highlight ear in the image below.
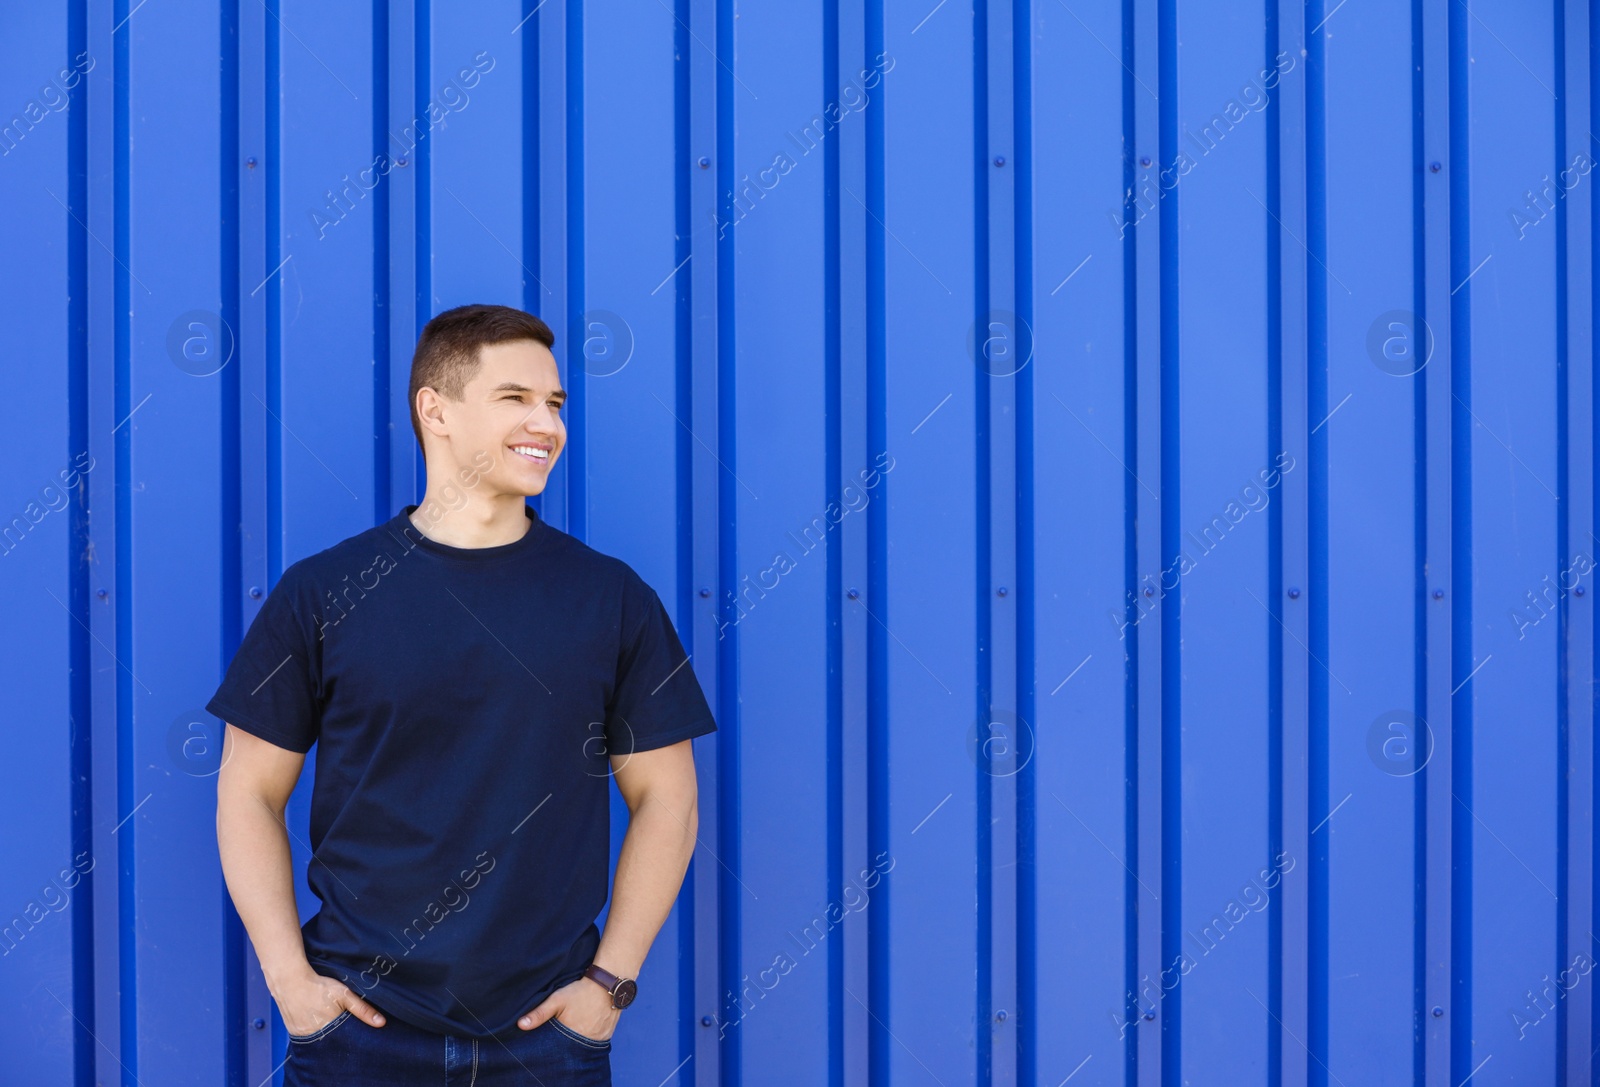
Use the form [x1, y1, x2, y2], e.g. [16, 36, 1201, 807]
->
[415, 387, 451, 439]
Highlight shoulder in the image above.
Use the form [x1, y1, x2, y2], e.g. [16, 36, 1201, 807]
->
[541, 530, 663, 627]
[275, 520, 403, 599]
[541, 526, 652, 592]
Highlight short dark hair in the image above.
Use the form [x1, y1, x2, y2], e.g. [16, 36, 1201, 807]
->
[408, 304, 556, 459]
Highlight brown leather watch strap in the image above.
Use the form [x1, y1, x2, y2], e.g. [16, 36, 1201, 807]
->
[584, 962, 622, 991]
[583, 962, 638, 1009]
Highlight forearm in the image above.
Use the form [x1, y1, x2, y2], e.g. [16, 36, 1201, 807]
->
[594, 793, 699, 977]
[216, 790, 313, 994]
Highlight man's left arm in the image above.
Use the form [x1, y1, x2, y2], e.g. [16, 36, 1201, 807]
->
[517, 737, 701, 1037]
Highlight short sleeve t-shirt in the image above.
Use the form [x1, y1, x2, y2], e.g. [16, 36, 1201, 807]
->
[205, 503, 717, 1039]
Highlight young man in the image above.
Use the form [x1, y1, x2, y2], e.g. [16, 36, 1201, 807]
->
[210, 304, 716, 1085]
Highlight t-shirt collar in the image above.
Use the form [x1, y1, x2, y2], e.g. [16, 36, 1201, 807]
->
[390, 503, 549, 563]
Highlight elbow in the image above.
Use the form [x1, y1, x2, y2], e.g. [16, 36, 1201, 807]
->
[647, 788, 697, 853]
[216, 777, 288, 827]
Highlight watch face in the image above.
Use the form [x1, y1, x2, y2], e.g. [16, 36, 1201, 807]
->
[614, 979, 638, 1009]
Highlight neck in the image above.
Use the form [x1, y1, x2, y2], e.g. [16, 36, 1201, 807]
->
[408, 490, 530, 549]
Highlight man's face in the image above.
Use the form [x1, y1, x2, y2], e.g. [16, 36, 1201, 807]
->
[439, 339, 566, 497]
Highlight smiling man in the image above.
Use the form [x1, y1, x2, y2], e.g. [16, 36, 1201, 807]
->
[210, 303, 716, 1085]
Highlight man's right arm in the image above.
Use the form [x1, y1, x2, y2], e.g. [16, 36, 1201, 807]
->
[215, 723, 388, 1033]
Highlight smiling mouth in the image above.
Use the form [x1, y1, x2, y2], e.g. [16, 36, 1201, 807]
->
[510, 444, 552, 466]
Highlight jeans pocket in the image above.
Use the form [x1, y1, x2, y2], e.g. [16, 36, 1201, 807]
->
[549, 1015, 611, 1050]
[287, 1008, 353, 1044]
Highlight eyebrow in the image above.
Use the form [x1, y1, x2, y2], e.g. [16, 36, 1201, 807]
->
[490, 383, 567, 403]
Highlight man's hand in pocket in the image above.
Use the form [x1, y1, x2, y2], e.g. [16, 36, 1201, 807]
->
[516, 976, 619, 1041]
[275, 968, 387, 1036]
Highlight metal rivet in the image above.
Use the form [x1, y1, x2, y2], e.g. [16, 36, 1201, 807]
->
[1432, 1006, 1444, 1017]
[1143, 1010, 1155, 1020]
[1577, 586, 1586, 597]
[1143, 587, 1154, 598]
[396, 157, 408, 168]
[1432, 589, 1444, 600]
[993, 155, 1005, 167]
[847, 588, 860, 599]
[698, 156, 711, 169]
[995, 1009, 1007, 1021]
[253, 1017, 266, 1029]
[249, 586, 263, 599]
[997, 587, 1008, 597]
[701, 1015, 714, 1027]
[699, 587, 711, 598]
[245, 157, 257, 169]
[96, 588, 107, 599]
[1429, 162, 1441, 173]
[1140, 156, 1152, 168]
[1287, 587, 1300, 599]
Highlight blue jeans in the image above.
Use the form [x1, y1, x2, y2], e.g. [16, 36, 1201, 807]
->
[283, 1001, 612, 1086]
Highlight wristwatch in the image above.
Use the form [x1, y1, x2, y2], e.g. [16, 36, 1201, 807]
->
[583, 962, 638, 1009]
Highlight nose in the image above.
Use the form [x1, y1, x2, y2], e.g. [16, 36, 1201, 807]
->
[520, 404, 560, 435]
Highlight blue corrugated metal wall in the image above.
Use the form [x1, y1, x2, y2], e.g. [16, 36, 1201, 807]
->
[0, 0, 1592, 1084]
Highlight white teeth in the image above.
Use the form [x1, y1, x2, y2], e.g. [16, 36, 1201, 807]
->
[512, 445, 549, 460]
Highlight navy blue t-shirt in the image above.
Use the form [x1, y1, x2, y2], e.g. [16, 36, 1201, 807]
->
[205, 503, 717, 1038]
